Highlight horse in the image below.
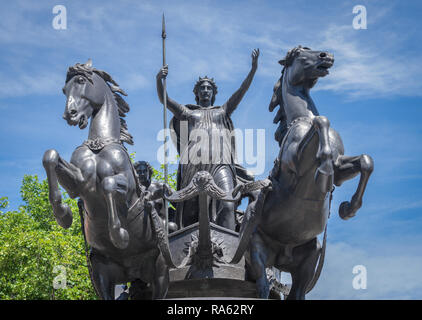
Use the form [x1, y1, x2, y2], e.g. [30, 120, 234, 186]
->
[42, 59, 173, 300]
[233, 46, 374, 300]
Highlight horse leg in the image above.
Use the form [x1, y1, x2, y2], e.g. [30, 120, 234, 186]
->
[101, 174, 130, 249]
[249, 232, 270, 298]
[150, 252, 170, 299]
[312, 116, 334, 193]
[42, 149, 82, 228]
[90, 249, 122, 300]
[294, 116, 333, 193]
[334, 154, 374, 220]
[287, 239, 321, 300]
[129, 279, 150, 300]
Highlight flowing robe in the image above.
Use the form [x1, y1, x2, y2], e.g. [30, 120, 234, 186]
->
[170, 104, 249, 227]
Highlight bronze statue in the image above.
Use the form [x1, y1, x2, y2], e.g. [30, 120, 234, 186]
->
[231, 46, 374, 299]
[134, 160, 178, 233]
[42, 60, 175, 300]
[42, 24, 374, 300]
[156, 49, 259, 230]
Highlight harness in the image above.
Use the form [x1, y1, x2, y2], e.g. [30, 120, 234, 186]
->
[83, 137, 120, 151]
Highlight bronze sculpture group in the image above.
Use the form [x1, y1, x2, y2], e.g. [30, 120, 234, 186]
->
[42, 28, 373, 300]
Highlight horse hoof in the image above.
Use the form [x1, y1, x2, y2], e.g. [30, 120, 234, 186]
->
[110, 228, 129, 249]
[339, 201, 355, 220]
[54, 204, 73, 229]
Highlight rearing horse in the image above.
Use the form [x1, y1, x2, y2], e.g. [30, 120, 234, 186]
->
[233, 46, 374, 299]
[42, 60, 172, 299]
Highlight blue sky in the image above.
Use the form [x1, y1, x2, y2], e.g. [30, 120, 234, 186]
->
[1, 0, 421, 299]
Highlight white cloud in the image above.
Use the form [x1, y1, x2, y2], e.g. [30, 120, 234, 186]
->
[0, 71, 63, 98]
[1, 1, 420, 99]
[120, 73, 150, 91]
[312, 25, 422, 98]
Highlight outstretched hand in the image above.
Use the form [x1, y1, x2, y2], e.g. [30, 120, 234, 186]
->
[251, 48, 260, 69]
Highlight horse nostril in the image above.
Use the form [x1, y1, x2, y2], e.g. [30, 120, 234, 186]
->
[320, 52, 327, 58]
[70, 109, 77, 116]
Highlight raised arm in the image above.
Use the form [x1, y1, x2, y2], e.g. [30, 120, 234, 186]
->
[156, 65, 190, 120]
[223, 49, 259, 116]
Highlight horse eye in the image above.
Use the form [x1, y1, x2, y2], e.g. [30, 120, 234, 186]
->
[77, 76, 85, 84]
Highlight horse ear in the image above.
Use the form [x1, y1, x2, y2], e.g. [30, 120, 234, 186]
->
[278, 59, 286, 66]
[85, 58, 93, 67]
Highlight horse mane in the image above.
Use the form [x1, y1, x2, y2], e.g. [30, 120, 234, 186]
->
[269, 68, 287, 146]
[269, 46, 310, 146]
[65, 61, 134, 145]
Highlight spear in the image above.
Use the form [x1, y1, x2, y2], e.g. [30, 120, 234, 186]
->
[161, 13, 169, 237]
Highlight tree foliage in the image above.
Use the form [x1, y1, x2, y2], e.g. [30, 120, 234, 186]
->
[151, 162, 178, 191]
[0, 175, 96, 300]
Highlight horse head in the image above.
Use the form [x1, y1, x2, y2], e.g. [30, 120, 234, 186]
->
[62, 59, 128, 129]
[62, 59, 133, 146]
[280, 46, 334, 89]
[269, 46, 335, 145]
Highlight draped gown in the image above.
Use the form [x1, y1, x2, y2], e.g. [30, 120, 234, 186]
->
[170, 104, 252, 229]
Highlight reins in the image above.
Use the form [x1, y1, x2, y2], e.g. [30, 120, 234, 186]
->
[305, 186, 334, 294]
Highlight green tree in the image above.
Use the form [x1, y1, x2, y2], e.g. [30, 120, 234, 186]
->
[151, 162, 178, 191]
[0, 175, 96, 300]
[0, 160, 177, 299]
